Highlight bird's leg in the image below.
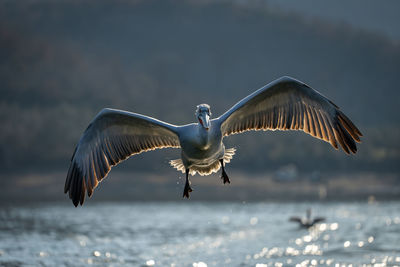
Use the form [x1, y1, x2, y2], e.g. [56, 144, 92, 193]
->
[220, 159, 230, 184]
[183, 169, 193, 198]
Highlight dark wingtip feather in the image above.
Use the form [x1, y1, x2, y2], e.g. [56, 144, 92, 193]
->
[64, 169, 71, 194]
[333, 126, 350, 154]
[72, 195, 80, 207]
[64, 161, 76, 194]
[337, 112, 362, 143]
[72, 173, 81, 207]
[65, 161, 86, 207]
[335, 122, 359, 154]
[80, 179, 86, 206]
[87, 185, 93, 197]
[339, 124, 357, 154]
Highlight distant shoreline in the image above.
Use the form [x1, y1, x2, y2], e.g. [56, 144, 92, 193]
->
[1, 170, 399, 204]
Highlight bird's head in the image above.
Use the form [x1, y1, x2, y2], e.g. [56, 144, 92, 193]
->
[196, 104, 211, 130]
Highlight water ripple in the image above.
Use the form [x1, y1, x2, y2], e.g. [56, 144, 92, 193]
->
[0, 201, 399, 266]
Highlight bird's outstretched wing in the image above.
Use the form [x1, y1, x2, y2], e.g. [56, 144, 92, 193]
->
[312, 217, 326, 224]
[217, 76, 362, 154]
[289, 216, 302, 223]
[64, 108, 180, 206]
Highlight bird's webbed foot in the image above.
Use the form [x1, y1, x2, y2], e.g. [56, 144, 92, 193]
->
[220, 159, 230, 184]
[183, 181, 193, 198]
[183, 169, 193, 198]
[221, 169, 230, 184]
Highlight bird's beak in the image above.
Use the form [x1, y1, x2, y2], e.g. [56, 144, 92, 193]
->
[199, 113, 210, 130]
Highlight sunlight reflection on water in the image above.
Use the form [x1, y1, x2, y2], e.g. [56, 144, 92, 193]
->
[0, 201, 399, 266]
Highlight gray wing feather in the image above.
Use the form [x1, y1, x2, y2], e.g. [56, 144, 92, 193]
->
[218, 76, 362, 154]
[64, 108, 180, 206]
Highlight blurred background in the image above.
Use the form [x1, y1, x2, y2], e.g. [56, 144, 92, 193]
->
[0, 0, 399, 202]
[1, 0, 400, 266]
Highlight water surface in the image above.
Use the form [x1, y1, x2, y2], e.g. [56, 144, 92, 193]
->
[0, 201, 399, 266]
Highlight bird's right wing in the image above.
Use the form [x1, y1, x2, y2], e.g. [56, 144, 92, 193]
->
[313, 217, 326, 224]
[217, 76, 362, 154]
[64, 108, 180, 206]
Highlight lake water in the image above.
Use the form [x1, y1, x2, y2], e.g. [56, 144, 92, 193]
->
[0, 201, 399, 266]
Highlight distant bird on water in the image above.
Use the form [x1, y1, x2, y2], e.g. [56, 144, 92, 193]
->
[65, 76, 362, 206]
[289, 208, 326, 228]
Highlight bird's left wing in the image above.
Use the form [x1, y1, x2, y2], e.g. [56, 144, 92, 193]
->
[64, 108, 180, 206]
[289, 216, 302, 223]
[217, 76, 362, 154]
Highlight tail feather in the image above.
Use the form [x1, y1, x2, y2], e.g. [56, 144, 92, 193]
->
[169, 158, 186, 174]
[223, 148, 236, 163]
[169, 147, 236, 176]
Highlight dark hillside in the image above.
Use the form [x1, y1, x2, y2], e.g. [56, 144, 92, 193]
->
[0, 0, 398, 176]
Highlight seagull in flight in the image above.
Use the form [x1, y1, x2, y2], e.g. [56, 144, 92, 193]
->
[65, 76, 362, 206]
